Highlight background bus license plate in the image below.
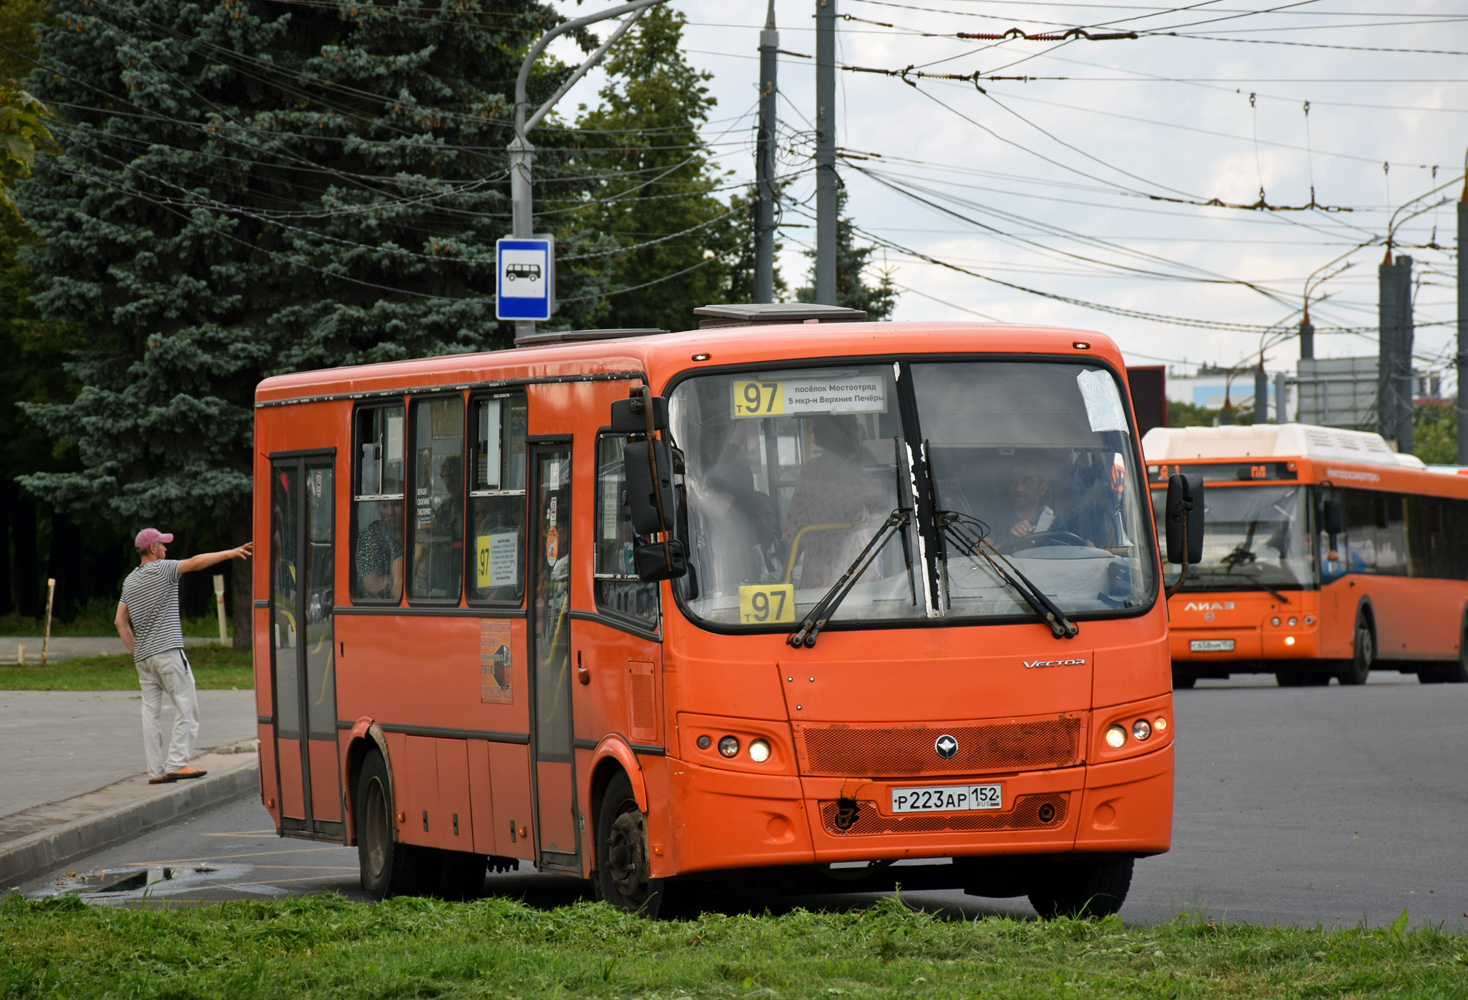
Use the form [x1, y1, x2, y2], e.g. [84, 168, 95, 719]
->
[891, 784, 1002, 814]
[1190, 639, 1235, 652]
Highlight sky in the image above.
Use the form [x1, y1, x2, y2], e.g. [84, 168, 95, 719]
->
[545, 0, 1467, 387]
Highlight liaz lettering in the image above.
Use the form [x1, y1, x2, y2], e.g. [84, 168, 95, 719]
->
[1183, 601, 1234, 611]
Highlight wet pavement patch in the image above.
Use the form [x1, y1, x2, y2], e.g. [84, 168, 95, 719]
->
[33, 864, 283, 902]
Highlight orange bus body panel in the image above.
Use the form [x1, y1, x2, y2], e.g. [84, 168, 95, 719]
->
[254, 322, 1175, 885]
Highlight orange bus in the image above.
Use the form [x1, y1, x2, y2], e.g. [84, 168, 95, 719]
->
[253, 307, 1183, 917]
[1144, 423, 1468, 687]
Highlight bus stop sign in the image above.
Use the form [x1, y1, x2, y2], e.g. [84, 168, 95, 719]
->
[496, 236, 555, 321]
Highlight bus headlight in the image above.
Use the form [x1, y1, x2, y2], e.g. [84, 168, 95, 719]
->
[1132, 719, 1152, 741]
[1155, 716, 1168, 733]
[1105, 724, 1127, 748]
[718, 736, 740, 758]
[748, 739, 771, 763]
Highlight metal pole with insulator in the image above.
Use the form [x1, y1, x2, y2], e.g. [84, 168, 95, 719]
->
[815, 0, 837, 304]
[754, 1, 779, 303]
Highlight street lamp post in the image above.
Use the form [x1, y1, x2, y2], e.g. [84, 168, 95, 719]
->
[509, 0, 672, 342]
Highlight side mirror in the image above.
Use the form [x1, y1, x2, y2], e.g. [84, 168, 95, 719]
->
[623, 439, 676, 536]
[1322, 499, 1344, 536]
[610, 394, 669, 434]
[633, 538, 688, 581]
[1165, 473, 1204, 565]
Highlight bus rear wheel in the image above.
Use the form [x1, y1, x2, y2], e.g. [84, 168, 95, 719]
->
[1027, 855, 1133, 919]
[1419, 629, 1468, 683]
[356, 750, 438, 901]
[596, 771, 672, 917]
[1338, 615, 1373, 686]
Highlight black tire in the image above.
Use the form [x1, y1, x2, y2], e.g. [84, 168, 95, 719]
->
[356, 750, 439, 901]
[436, 849, 488, 900]
[595, 771, 673, 917]
[1420, 625, 1468, 684]
[1027, 855, 1133, 919]
[1172, 672, 1197, 689]
[1275, 671, 1303, 687]
[1338, 614, 1373, 686]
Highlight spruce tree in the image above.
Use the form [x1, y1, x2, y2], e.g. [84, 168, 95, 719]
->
[16, 0, 594, 642]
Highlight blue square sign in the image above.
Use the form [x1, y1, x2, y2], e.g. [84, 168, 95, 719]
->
[496, 236, 554, 321]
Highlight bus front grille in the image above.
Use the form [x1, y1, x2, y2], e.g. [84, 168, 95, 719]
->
[819, 793, 1069, 836]
[794, 714, 1084, 776]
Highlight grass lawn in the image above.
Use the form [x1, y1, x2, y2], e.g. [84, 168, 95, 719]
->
[1, 894, 1462, 999]
[0, 647, 253, 691]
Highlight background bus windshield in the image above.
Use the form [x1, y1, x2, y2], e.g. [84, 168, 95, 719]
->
[1155, 484, 1314, 591]
[669, 360, 1157, 630]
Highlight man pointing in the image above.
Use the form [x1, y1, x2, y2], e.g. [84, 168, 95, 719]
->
[115, 528, 253, 784]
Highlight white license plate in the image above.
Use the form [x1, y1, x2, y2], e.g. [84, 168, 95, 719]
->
[1190, 639, 1235, 652]
[891, 783, 1002, 814]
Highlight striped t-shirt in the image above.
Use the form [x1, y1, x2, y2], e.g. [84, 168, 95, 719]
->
[119, 560, 185, 662]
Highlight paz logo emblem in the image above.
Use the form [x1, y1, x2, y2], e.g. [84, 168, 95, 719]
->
[934, 734, 958, 759]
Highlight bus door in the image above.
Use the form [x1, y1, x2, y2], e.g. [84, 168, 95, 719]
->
[269, 453, 343, 838]
[527, 442, 580, 872]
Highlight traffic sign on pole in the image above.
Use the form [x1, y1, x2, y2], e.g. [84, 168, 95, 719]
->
[496, 236, 555, 322]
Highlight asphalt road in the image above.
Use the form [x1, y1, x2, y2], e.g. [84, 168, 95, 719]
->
[24, 671, 1467, 930]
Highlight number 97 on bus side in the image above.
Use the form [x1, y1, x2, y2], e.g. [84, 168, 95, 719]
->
[739, 584, 796, 624]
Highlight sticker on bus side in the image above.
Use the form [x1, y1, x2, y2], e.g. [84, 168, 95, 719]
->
[480, 620, 513, 704]
[738, 583, 796, 624]
[731, 376, 887, 419]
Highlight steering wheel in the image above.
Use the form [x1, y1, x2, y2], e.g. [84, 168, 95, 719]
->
[996, 531, 1090, 555]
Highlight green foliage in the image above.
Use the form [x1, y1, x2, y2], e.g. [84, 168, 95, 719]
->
[0, 894, 1464, 998]
[0, 646, 251, 689]
[797, 188, 898, 320]
[574, 7, 749, 330]
[0, 89, 55, 212]
[1413, 401, 1457, 465]
[1165, 399, 1259, 428]
[14, 0, 591, 540]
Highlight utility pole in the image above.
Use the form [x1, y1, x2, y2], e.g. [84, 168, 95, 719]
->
[1378, 252, 1415, 452]
[815, 0, 837, 305]
[754, 1, 779, 303]
[1299, 314, 1314, 360]
[509, 0, 669, 342]
[1458, 176, 1467, 464]
[1254, 362, 1269, 424]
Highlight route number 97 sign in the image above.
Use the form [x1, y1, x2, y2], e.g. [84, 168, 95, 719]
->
[739, 584, 796, 624]
[732, 375, 887, 418]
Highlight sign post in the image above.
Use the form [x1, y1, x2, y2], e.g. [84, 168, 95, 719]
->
[496, 236, 555, 324]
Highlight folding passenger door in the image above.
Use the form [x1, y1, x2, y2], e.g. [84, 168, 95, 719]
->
[268, 452, 344, 838]
[525, 441, 580, 872]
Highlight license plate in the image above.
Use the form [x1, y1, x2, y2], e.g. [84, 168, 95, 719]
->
[891, 783, 1002, 814]
[1190, 639, 1235, 652]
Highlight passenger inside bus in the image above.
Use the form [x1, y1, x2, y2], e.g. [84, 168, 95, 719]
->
[782, 416, 890, 589]
[356, 489, 404, 600]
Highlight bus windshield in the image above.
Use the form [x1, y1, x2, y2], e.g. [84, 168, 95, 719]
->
[668, 360, 1157, 630]
[1155, 483, 1313, 592]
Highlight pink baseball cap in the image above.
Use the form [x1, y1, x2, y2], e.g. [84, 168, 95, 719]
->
[135, 527, 174, 553]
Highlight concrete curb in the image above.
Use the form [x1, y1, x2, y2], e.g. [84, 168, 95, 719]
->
[1, 756, 260, 889]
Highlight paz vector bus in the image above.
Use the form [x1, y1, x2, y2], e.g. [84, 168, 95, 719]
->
[1144, 422, 1468, 687]
[253, 304, 1199, 917]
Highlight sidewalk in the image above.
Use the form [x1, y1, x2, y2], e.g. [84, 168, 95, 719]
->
[0, 688, 261, 888]
[0, 635, 221, 665]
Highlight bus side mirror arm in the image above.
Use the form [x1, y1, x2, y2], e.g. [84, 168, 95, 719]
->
[1321, 499, 1344, 560]
[1164, 473, 1204, 599]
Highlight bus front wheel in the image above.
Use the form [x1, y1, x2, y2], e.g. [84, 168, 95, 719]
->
[356, 750, 438, 900]
[596, 771, 671, 917]
[1338, 615, 1373, 686]
[1027, 855, 1133, 919]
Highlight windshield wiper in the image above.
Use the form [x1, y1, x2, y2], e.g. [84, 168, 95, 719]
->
[1184, 568, 1288, 602]
[788, 508, 911, 648]
[937, 510, 1079, 640]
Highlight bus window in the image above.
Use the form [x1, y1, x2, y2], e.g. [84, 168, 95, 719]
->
[409, 395, 465, 603]
[468, 394, 528, 604]
[1156, 483, 1312, 592]
[594, 434, 660, 629]
[352, 403, 405, 603]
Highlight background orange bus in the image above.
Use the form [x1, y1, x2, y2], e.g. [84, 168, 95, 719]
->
[1144, 423, 1468, 687]
[254, 308, 1181, 917]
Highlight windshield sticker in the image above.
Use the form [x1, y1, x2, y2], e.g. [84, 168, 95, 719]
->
[1076, 370, 1128, 433]
[732, 376, 887, 418]
[738, 583, 796, 624]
